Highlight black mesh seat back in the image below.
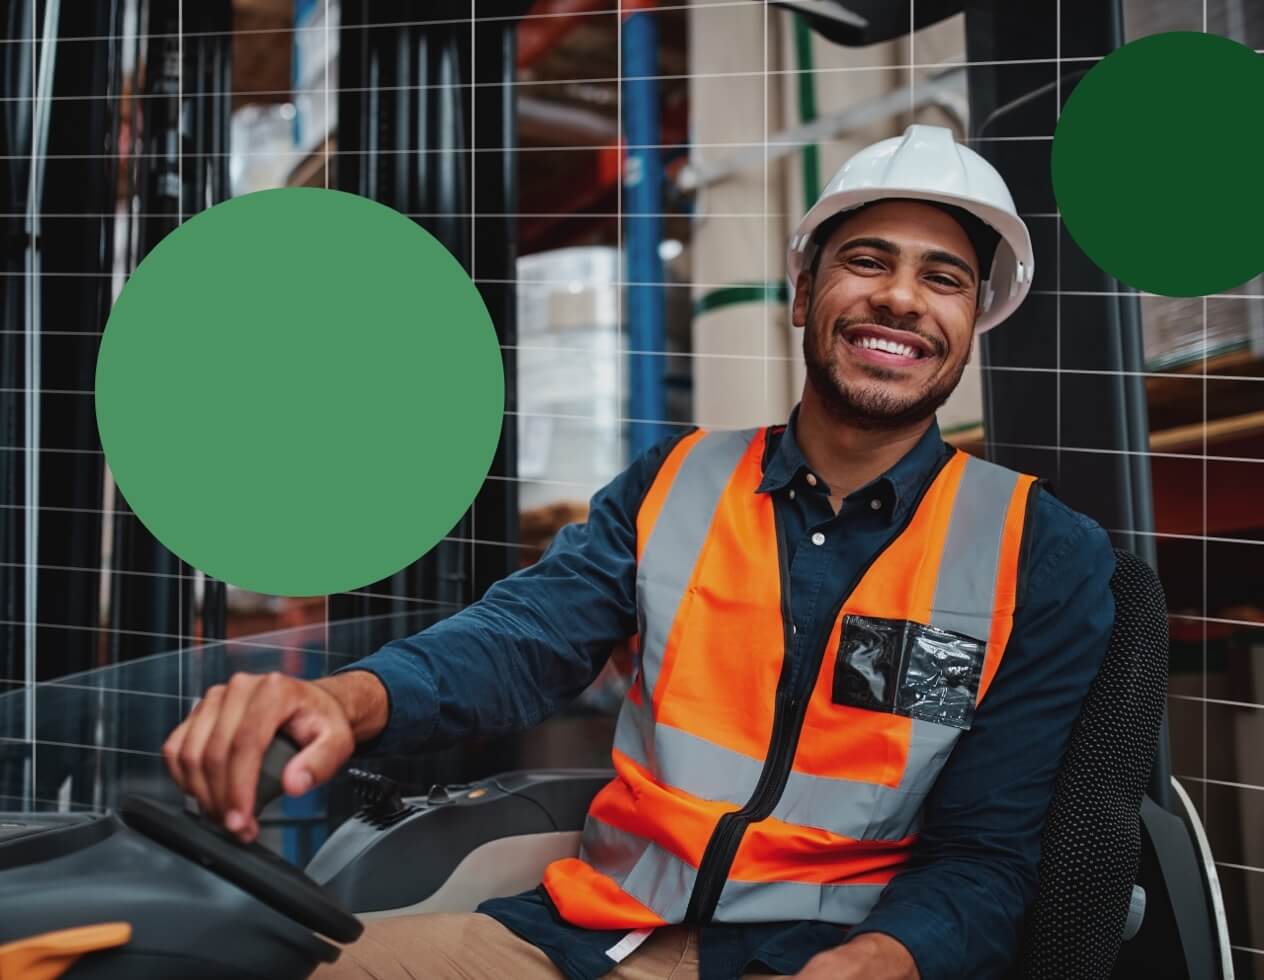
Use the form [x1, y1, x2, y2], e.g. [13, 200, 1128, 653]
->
[1016, 549, 1170, 979]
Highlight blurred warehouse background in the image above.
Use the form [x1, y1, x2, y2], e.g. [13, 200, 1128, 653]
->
[1, 0, 1262, 973]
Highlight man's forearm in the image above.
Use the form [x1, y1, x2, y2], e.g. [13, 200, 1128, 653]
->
[314, 670, 389, 744]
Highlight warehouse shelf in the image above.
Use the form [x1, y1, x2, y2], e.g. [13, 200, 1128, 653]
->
[945, 350, 1264, 457]
[947, 409, 1264, 455]
[1147, 347, 1261, 390]
[1147, 350, 1264, 432]
[1150, 409, 1264, 453]
[1143, 340, 1253, 375]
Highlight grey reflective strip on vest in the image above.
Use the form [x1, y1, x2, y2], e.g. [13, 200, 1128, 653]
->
[612, 691, 659, 772]
[580, 814, 890, 926]
[579, 811, 652, 880]
[931, 454, 1023, 641]
[579, 816, 697, 921]
[637, 428, 756, 698]
[613, 701, 957, 840]
[716, 879, 889, 925]
[776, 717, 956, 839]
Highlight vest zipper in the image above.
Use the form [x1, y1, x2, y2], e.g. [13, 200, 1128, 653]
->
[683, 452, 953, 924]
[684, 498, 800, 923]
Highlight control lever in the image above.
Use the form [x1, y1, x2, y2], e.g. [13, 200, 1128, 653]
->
[254, 732, 301, 813]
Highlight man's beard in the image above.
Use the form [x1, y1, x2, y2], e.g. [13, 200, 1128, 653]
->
[802, 308, 968, 432]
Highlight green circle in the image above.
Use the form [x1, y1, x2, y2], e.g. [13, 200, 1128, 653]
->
[1052, 31, 1264, 297]
[96, 187, 504, 598]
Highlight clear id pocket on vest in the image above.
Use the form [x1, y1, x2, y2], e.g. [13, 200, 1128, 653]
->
[832, 616, 985, 729]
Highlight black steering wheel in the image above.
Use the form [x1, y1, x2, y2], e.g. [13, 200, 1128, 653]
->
[119, 736, 363, 944]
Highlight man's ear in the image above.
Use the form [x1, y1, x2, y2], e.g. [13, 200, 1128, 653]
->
[791, 271, 813, 328]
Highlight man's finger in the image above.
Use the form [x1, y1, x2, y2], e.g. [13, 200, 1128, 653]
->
[203, 672, 263, 819]
[177, 685, 226, 816]
[224, 673, 296, 836]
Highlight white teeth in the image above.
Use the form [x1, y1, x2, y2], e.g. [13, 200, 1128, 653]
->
[855, 336, 918, 358]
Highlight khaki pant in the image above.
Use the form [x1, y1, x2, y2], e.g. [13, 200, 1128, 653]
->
[311, 912, 787, 979]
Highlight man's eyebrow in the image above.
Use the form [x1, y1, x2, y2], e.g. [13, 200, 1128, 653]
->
[921, 249, 977, 285]
[835, 236, 977, 285]
[836, 236, 900, 257]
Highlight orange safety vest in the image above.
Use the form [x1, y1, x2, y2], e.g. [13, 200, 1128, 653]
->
[543, 425, 1039, 930]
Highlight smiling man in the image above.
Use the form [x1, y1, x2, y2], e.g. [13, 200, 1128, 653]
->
[789, 194, 1003, 514]
[164, 125, 1117, 980]
[799, 202, 986, 433]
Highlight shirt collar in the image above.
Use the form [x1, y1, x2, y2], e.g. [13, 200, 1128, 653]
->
[756, 404, 951, 522]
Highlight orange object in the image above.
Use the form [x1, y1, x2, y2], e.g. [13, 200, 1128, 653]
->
[0, 923, 131, 980]
[544, 425, 1037, 928]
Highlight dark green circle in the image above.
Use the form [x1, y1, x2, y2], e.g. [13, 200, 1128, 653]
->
[1052, 31, 1264, 296]
[96, 187, 504, 597]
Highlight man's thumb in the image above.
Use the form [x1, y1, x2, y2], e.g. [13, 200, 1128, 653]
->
[283, 736, 342, 796]
[282, 762, 315, 796]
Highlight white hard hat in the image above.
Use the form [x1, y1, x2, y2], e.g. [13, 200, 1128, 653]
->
[786, 124, 1035, 333]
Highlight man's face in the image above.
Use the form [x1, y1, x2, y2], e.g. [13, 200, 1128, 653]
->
[792, 199, 980, 431]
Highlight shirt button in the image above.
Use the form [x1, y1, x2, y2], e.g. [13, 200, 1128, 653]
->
[788, 489, 796, 500]
[811, 532, 825, 546]
[870, 498, 882, 511]
[805, 473, 818, 487]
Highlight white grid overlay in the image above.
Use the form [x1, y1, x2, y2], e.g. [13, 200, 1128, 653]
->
[2, 1, 1261, 965]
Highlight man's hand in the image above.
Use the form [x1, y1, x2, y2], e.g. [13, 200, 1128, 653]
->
[161, 670, 388, 844]
[792, 933, 919, 980]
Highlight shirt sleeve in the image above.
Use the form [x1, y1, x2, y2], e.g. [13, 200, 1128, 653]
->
[842, 492, 1117, 980]
[333, 429, 690, 756]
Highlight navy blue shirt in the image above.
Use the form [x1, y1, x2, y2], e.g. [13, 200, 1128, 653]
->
[339, 409, 1116, 980]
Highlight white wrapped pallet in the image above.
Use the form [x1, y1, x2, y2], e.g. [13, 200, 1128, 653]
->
[516, 247, 627, 511]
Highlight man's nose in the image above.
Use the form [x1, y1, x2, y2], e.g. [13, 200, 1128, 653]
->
[868, 272, 927, 319]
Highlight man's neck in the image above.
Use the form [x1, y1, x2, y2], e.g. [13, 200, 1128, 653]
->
[795, 385, 935, 501]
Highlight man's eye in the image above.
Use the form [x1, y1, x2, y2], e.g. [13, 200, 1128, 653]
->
[849, 257, 882, 269]
[927, 274, 960, 287]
